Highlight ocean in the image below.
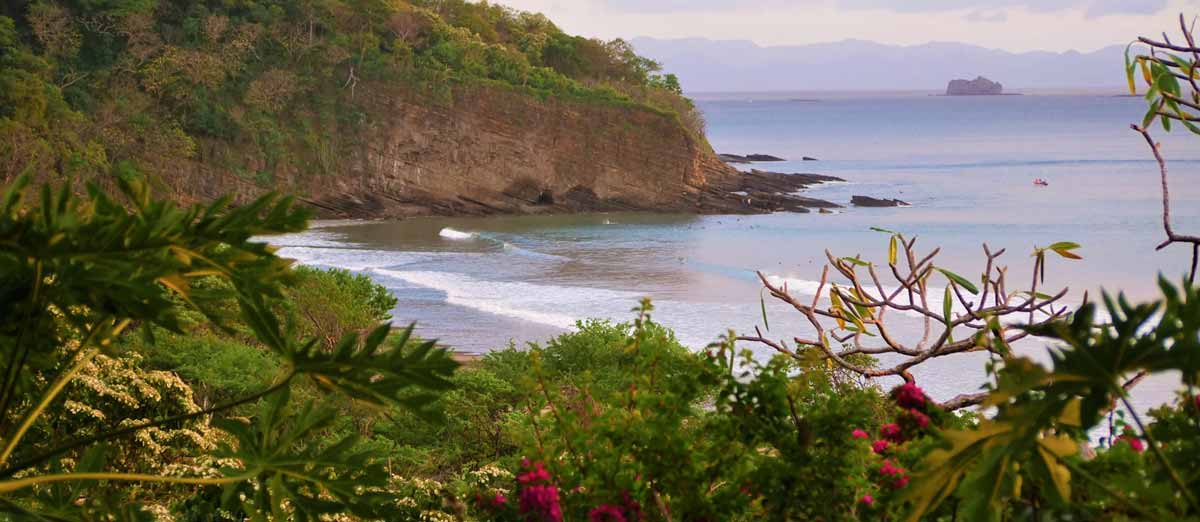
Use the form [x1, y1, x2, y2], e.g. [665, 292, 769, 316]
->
[273, 91, 1200, 411]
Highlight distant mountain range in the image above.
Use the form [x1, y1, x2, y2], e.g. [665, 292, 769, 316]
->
[630, 37, 1127, 93]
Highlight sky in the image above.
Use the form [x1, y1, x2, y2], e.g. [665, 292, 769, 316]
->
[498, 0, 1200, 53]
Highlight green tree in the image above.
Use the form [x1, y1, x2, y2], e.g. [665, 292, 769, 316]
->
[0, 175, 458, 519]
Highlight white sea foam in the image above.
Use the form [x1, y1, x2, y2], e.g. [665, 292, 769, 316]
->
[373, 269, 638, 329]
[278, 246, 432, 271]
[501, 242, 570, 262]
[439, 227, 477, 240]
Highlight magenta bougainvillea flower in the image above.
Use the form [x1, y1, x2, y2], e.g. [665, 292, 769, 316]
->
[880, 423, 904, 443]
[895, 382, 927, 409]
[908, 408, 931, 429]
[1117, 434, 1146, 453]
[860, 494, 875, 505]
[872, 440, 889, 454]
[589, 504, 627, 522]
[852, 428, 870, 439]
[878, 460, 905, 477]
[518, 461, 563, 522]
[519, 461, 553, 485]
[893, 475, 911, 489]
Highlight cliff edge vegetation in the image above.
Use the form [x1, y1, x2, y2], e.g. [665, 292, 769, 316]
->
[0, 0, 736, 217]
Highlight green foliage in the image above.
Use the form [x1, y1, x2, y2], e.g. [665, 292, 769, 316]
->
[138, 331, 283, 404]
[904, 279, 1200, 521]
[282, 266, 398, 346]
[0, 176, 459, 519]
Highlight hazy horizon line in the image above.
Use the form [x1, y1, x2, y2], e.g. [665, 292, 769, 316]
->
[633, 35, 1130, 55]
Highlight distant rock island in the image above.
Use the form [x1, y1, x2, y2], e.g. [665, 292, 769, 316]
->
[946, 76, 1003, 96]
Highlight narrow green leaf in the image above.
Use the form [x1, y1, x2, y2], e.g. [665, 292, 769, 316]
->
[937, 268, 980, 295]
[760, 290, 770, 331]
[943, 285, 954, 343]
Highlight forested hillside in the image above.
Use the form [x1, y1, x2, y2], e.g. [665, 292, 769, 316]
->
[0, 0, 713, 215]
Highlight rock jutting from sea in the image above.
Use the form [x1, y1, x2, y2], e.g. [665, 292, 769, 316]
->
[946, 76, 1003, 96]
[851, 195, 910, 207]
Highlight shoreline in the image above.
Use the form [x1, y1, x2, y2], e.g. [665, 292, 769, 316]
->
[302, 168, 848, 221]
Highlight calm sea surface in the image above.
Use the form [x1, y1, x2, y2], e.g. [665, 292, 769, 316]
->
[273, 92, 1200, 412]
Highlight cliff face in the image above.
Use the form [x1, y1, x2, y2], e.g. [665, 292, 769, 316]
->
[176, 85, 742, 219]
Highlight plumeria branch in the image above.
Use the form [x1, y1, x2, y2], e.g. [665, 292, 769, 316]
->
[745, 237, 1076, 410]
[1131, 124, 1200, 284]
[1129, 14, 1200, 283]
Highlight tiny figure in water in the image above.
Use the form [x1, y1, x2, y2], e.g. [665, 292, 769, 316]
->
[1034, 178, 1049, 187]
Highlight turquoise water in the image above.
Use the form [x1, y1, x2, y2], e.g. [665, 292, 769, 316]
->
[275, 93, 1200, 409]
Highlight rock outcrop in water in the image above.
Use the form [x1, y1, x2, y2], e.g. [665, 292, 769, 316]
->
[851, 195, 909, 207]
[718, 153, 786, 163]
[946, 76, 1003, 96]
[704, 170, 843, 213]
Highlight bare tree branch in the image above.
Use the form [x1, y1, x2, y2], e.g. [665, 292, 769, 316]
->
[748, 239, 1075, 410]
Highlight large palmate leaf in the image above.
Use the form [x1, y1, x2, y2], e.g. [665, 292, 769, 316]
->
[292, 323, 459, 412]
[214, 388, 393, 521]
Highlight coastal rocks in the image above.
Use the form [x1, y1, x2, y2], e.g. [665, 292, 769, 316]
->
[718, 153, 786, 163]
[851, 195, 909, 207]
[698, 169, 843, 213]
[802, 156, 819, 161]
[946, 76, 1003, 96]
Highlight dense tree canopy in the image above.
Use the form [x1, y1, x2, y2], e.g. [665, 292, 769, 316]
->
[0, 0, 697, 192]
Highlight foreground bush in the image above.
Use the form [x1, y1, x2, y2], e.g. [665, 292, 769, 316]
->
[0, 176, 458, 519]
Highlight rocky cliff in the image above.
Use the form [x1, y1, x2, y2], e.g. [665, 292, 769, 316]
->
[173, 84, 773, 219]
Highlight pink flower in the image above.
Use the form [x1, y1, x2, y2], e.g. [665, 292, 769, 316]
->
[880, 423, 904, 443]
[895, 382, 927, 409]
[909, 409, 931, 429]
[589, 504, 627, 522]
[519, 461, 552, 484]
[519, 484, 563, 522]
[893, 475, 911, 489]
[860, 494, 875, 505]
[1118, 435, 1146, 453]
[852, 428, 870, 439]
[517, 461, 562, 522]
[878, 460, 905, 477]
[872, 440, 889, 454]
[493, 492, 507, 507]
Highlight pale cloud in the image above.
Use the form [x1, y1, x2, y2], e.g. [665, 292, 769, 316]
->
[497, 0, 1200, 52]
[964, 9, 1007, 23]
[594, 0, 1167, 17]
